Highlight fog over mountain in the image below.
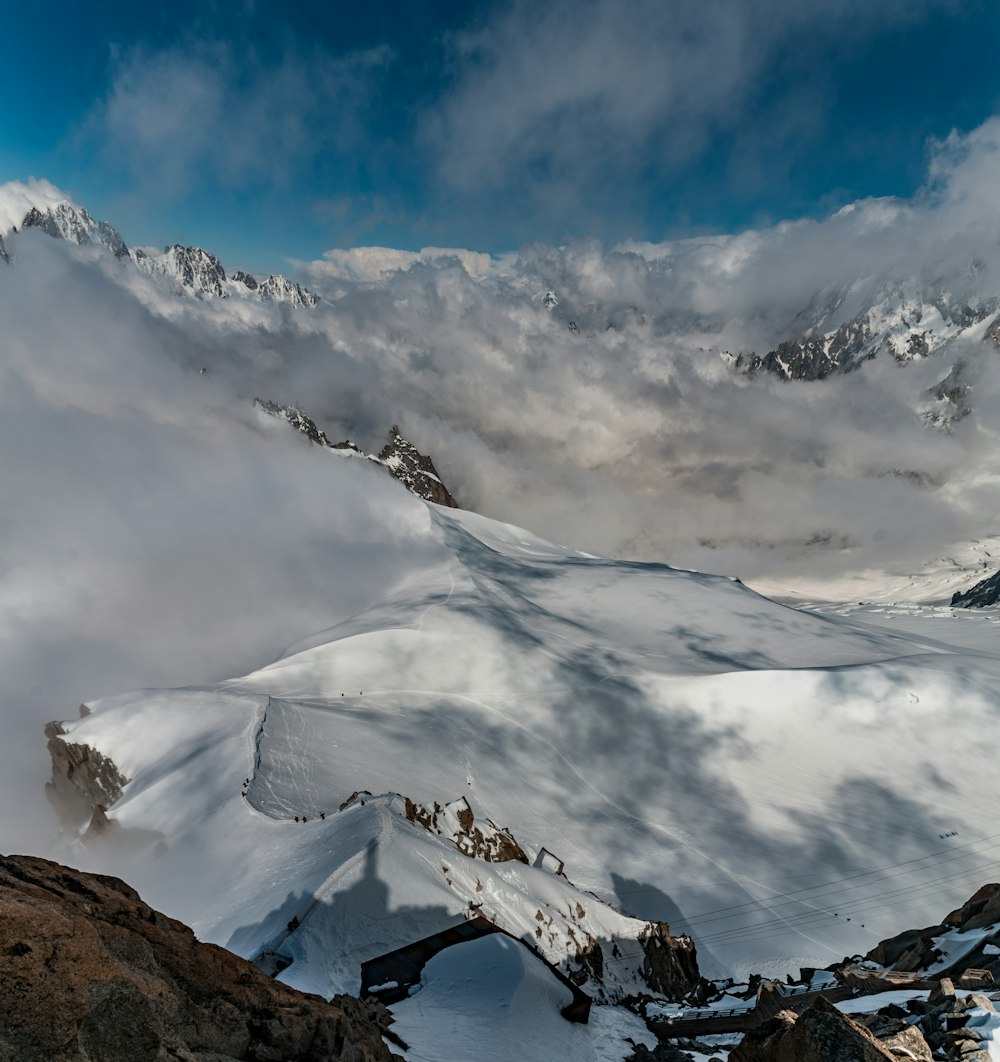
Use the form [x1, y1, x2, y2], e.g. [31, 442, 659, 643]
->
[0, 118, 998, 864]
[9, 119, 1000, 594]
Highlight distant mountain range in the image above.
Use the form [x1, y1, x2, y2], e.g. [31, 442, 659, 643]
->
[8, 197, 317, 306]
[728, 279, 1000, 394]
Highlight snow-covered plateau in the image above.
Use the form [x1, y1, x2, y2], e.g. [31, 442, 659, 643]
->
[5, 176, 1000, 1059]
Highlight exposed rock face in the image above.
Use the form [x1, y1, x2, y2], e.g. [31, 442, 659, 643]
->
[377, 426, 458, 507]
[926, 360, 975, 428]
[866, 883, 1000, 976]
[0, 234, 9, 263]
[0, 854, 399, 1062]
[233, 269, 259, 291]
[44, 718, 129, 832]
[952, 570, 1000, 608]
[942, 882, 1000, 932]
[729, 996, 896, 1061]
[639, 922, 704, 1001]
[402, 795, 528, 863]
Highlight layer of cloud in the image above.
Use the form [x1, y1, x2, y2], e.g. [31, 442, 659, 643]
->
[78, 39, 392, 201]
[428, 0, 958, 200]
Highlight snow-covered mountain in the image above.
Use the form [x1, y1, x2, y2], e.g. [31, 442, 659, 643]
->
[22, 201, 130, 258]
[44, 443, 1000, 1006]
[0, 180, 318, 306]
[730, 280, 1000, 383]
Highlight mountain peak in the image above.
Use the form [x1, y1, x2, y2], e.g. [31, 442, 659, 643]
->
[0, 178, 76, 234]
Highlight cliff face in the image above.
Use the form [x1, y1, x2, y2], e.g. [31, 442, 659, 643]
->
[0, 854, 399, 1062]
[44, 718, 129, 834]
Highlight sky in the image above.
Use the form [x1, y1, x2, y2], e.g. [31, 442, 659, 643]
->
[2, 0, 999, 269]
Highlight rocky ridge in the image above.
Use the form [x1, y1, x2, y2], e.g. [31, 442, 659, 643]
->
[951, 570, 1000, 608]
[254, 399, 459, 507]
[864, 882, 1000, 976]
[377, 426, 458, 508]
[0, 853, 398, 1062]
[732, 283, 1000, 382]
[6, 200, 317, 306]
[47, 724, 704, 1006]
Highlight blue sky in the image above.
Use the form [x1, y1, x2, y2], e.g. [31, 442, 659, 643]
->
[3, 0, 999, 269]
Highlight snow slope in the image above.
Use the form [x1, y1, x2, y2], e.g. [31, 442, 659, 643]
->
[52, 460, 1000, 1003]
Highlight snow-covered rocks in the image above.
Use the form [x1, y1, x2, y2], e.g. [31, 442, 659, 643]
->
[22, 202, 130, 258]
[0, 179, 317, 307]
[254, 399, 459, 507]
[401, 795, 528, 864]
[734, 281, 1000, 381]
[376, 426, 458, 507]
[133, 243, 230, 298]
[258, 272, 319, 307]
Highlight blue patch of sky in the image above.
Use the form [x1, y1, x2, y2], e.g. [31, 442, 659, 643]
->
[2, 0, 998, 270]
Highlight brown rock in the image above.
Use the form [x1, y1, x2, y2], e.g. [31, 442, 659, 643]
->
[639, 922, 704, 1000]
[853, 1014, 933, 1060]
[44, 720, 129, 831]
[729, 996, 897, 1062]
[944, 884, 1000, 932]
[0, 854, 399, 1062]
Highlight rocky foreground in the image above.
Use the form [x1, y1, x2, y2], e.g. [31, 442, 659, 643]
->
[0, 854, 399, 1062]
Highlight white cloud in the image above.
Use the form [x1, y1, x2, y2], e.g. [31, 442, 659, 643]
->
[0, 178, 80, 233]
[79, 40, 392, 200]
[427, 0, 959, 197]
[313, 245, 497, 282]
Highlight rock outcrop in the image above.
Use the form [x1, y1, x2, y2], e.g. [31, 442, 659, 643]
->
[952, 570, 1000, 608]
[44, 717, 129, 833]
[639, 923, 705, 1001]
[402, 795, 528, 863]
[729, 996, 897, 1061]
[865, 883, 1000, 978]
[0, 853, 399, 1062]
[377, 426, 458, 507]
[852, 1012, 933, 1060]
[254, 400, 459, 507]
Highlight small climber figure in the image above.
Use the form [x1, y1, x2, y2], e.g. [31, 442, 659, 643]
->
[320, 812, 325, 820]
[302, 816, 308, 823]
[294, 816, 300, 823]
[287, 916, 300, 932]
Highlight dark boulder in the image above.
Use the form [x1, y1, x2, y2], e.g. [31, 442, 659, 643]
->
[0, 854, 399, 1061]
